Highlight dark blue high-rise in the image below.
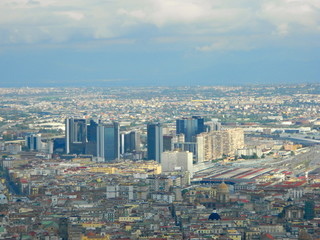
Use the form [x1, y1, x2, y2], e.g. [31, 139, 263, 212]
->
[176, 116, 205, 142]
[97, 122, 120, 162]
[86, 119, 98, 155]
[147, 123, 163, 162]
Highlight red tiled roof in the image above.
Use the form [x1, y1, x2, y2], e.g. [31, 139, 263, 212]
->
[264, 233, 275, 239]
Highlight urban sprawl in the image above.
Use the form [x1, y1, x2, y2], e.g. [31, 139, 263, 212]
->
[0, 84, 320, 239]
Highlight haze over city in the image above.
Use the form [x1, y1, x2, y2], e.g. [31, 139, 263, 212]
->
[0, 0, 320, 87]
[2, 1, 320, 239]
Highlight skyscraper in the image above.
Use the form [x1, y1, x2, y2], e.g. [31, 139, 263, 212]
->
[25, 134, 42, 151]
[97, 122, 120, 162]
[176, 116, 205, 142]
[147, 123, 163, 162]
[65, 118, 87, 154]
[120, 133, 125, 155]
[124, 130, 140, 153]
[86, 119, 98, 155]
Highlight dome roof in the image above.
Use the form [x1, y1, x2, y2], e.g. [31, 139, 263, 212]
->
[217, 181, 229, 192]
[208, 212, 221, 221]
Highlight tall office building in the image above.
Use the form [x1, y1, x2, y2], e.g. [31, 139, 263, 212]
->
[147, 123, 163, 162]
[25, 134, 42, 151]
[120, 133, 125, 155]
[86, 119, 98, 155]
[121, 130, 141, 154]
[97, 122, 120, 162]
[176, 116, 205, 142]
[65, 118, 87, 154]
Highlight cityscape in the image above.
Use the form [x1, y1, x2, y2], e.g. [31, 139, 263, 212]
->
[1, 0, 320, 238]
[0, 84, 320, 239]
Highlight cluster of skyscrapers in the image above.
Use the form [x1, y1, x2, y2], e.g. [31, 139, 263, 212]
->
[176, 116, 205, 142]
[65, 118, 159, 162]
[61, 116, 244, 163]
[65, 119, 121, 162]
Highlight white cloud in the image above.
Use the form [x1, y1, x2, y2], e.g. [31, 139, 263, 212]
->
[259, 0, 320, 37]
[55, 11, 84, 21]
[0, 0, 319, 50]
[196, 36, 257, 52]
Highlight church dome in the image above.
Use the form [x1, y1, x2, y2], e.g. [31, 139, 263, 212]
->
[217, 181, 229, 193]
[208, 211, 221, 220]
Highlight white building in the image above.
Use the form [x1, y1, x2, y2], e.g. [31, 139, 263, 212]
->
[236, 147, 263, 158]
[161, 151, 193, 174]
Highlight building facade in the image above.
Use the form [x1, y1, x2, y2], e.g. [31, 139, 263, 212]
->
[25, 134, 42, 151]
[161, 151, 193, 174]
[65, 118, 87, 154]
[97, 122, 120, 162]
[176, 116, 205, 142]
[147, 123, 163, 162]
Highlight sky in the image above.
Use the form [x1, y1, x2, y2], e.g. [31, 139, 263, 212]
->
[0, 0, 319, 87]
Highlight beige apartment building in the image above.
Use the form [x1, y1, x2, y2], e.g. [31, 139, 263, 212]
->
[197, 128, 244, 162]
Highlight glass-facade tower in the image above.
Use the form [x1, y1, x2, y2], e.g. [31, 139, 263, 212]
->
[65, 118, 87, 154]
[97, 122, 120, 162]
[147, 123, 163, 162]
[176, 116, 205, 142]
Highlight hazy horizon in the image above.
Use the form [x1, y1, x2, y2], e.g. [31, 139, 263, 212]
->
[1, 0, 319, 87]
